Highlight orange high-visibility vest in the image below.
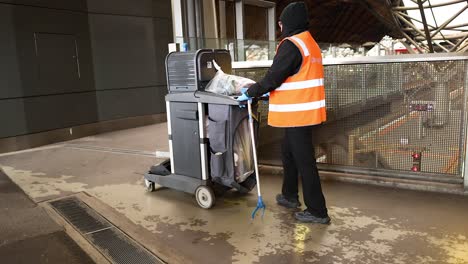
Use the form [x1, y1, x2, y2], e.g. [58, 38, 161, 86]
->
[268, 31, 326, 127]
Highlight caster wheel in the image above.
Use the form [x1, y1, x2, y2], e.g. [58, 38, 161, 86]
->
[145, 179, 155, 192]
[195, 186, 215, 209]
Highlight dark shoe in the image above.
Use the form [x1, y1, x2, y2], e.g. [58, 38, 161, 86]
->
[294, 210, 331, 224]
[276, 194, 301, 209]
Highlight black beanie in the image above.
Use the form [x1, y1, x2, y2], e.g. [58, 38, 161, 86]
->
[279, 2, 309, 36]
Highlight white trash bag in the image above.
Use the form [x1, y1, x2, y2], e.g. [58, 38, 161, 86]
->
[205, 60, 255, 96]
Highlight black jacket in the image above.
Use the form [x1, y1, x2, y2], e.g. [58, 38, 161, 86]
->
[246, 30, 306, 97]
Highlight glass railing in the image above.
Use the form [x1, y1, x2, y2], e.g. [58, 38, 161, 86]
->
[175, 37, 277, 61]
[174, 37, 412, 61]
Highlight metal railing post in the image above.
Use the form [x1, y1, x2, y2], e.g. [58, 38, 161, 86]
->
[464, 61, 468, 190]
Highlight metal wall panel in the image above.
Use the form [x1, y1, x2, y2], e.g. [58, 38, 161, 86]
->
[86, 0, 153, 17]
[0, 0, 172, 139]
[0, 4, 22, 98]
[88, 14, 158, 90]
[22, 92, 98, 133]
[152, 0, 172, 19]
[96, 86, 166, 121]
[12, 4, 95, 97]
[0, 99, 27, 138]
[0, 0, 87, 12]
[153, 17, 173, 85]
[34, 33, 81, 94]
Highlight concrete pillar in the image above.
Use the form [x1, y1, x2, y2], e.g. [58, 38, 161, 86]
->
[203, 0, 219, 49]
[186, 0, 197, 49]
[433, 76, 450, 127]
[219, 0, 227, 39]
[235, 0, 245, 61]
[267, 6, 276, 60]
[171, 0, 184, 43]
[194, 0, 204, 48]
[171, 0, 203, 49]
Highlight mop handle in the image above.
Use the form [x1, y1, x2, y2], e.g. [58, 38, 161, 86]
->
[247, 100, 262, 197]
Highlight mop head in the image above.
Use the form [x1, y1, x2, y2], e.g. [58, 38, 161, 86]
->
[251, 196, 266, 219]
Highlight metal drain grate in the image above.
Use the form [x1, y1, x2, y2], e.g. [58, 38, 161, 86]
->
[50, 197, 163, 264]
[90, 229, 157, 264]
[50, 198, 110, 234]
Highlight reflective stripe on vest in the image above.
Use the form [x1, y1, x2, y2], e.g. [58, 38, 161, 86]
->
[269, 99, 325, 112]
[268, 31, 327, 127]
[276, 78, 324, 91]
[289, 36, 310, 56]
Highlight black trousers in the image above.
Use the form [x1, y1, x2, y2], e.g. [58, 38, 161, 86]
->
[281, 126, 328, 218]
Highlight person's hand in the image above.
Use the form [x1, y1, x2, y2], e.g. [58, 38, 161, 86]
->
[239, 87, 269, 97]
[237, 92, 250, 102]
[237, 89, 251, 108]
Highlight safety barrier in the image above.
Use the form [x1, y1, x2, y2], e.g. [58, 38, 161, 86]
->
[233, 54, 468, 189]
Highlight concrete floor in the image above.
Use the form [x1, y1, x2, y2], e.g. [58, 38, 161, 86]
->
[1, 123, 468, 264]
[0, 170, 94, 264]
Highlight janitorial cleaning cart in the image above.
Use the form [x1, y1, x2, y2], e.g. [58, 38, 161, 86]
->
[144, 49, 258, 209]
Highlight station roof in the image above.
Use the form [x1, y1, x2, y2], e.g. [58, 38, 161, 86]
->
[274, 0, 403, 44]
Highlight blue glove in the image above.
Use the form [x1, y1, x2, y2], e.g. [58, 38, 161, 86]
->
[237, 87, 251, 102]
[237, 88, 251, 108]
[236, 92, 250, 102]
[241, 88, 269, 98]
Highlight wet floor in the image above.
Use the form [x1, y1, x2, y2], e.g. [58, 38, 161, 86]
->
[1, 124, 467, 263]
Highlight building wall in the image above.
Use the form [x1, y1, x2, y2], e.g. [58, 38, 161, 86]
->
[0, 0, 172, 138]
[203, 0, 218, 39]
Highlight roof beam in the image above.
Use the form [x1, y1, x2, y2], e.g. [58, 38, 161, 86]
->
[430, 3, 468, 38]
[393, 0, 466, 10]
[417, 0, 434, 52]
[395, 11, 436, 29]
[415, 31, 468, 40]
[450, 34, 468, 51]
[401, 30, 427, 52]
[395, 12, 427, 38]
[441, 22, 468, 30]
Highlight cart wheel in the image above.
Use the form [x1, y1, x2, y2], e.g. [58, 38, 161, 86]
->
[144, 179, 155, 192]
[195, 186, 215, 209]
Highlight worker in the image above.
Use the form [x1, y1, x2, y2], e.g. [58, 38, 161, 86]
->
[237, 1, 330, 224]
